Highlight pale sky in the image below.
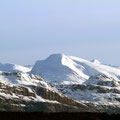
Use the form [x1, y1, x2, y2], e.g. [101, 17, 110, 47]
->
[0, 0, 120, 66]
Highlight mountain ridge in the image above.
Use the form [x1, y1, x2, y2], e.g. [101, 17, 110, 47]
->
[1, 53, 120, 113]
[31, 54, 120, 84]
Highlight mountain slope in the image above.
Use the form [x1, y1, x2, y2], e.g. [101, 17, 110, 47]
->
[31, 54, 120, 112]
[0, 63, 31, 73]
[1, 54, 120, 113]
[31, 54, 120, 84]
[31, 54, 87, 84]
[0, 62, 91, 112]
[0, 71, 92, 112]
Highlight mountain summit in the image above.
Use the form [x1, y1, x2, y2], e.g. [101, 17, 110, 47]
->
[0, 62, 31, 73]
[31, 54, 120, 84]
[91, 59, 101, 64]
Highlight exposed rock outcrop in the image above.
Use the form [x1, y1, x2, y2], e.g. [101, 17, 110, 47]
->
[0, 72, 90, 112]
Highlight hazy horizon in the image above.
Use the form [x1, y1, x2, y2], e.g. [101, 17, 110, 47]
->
[0, 0, 120, 66]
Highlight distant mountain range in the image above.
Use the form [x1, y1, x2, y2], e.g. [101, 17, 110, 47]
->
[0, 54, 120, 113]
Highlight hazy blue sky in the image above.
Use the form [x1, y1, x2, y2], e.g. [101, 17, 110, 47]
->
[0, 0, 120, 66]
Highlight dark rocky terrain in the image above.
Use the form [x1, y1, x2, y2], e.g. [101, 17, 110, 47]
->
[0, 112, 120, 120]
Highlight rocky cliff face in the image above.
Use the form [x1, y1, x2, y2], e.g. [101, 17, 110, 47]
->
[55, 74, 120, 114]
[0, 72, 91, 112]
[1, 72, 120, 113]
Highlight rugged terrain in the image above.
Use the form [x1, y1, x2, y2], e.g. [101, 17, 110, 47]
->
[0, 71, 90, 112]
[1, 54, 120, 113]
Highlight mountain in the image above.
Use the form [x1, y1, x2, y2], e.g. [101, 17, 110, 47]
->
[31, 54, 87, 84]
[31, 54, 120, 84]
[0, 62, 91, 112]
[91, 59, 101, 64]
[1, 54, 120, 113]
[0, 63, 31, 73]
[31, 54, 120, 113]
[0, 73, 92, 112]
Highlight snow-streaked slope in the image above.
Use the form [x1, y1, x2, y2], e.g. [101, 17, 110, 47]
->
[56, 74, 120, 105]
[0, 71, 57, 105]
[31, 54, 120, 85]
[0, 63, 31, 73]
[31, 54, 88, 84]
[0, 71, 89, 112]
[0, 71, 52, 90]
[31, 54, 120, 106]
[0, 62, 59, 104]
[91, 59, 101, 64]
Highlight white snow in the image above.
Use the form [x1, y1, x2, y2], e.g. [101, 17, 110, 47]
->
[30, 54, 120, 105]
[0, 71, 52, 91]
[1, 53, 120, 106]
[91, 59, 101, 64]
[0, 63, 31, 73]
[0, 92, 19, 99]
[31, 54, 120, 85]
[0, 92, 59, 103]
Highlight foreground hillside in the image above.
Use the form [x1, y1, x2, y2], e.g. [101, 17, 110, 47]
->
[0, 71, 90, 112]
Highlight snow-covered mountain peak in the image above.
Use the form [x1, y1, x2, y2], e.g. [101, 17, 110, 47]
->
[44, 53, 75, 66]
[31, 54, 87, 84]
[0, 62, 31, 73]
[91, 59, 101, 64]
[44, 53, 67, 66]
[31, 54, 120, 85]
[46, 53, 65, 60]
[33, 53, 77, 71]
